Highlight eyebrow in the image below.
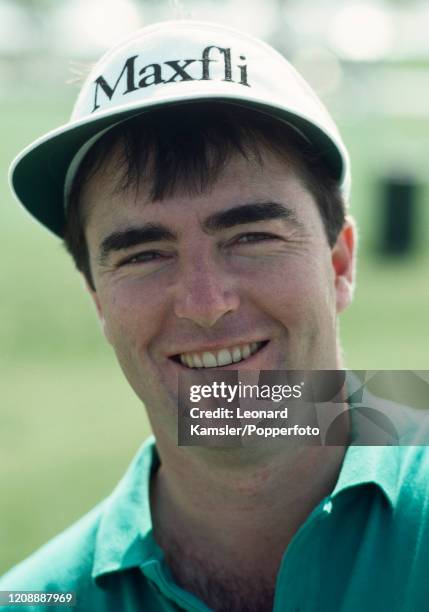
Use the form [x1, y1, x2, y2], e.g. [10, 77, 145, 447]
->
[98, 202, 300, 265]
[203, 202, 300, 232]
[98, 224, 176, 265]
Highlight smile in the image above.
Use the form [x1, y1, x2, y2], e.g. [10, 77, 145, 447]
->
[175, 341, 267, 368]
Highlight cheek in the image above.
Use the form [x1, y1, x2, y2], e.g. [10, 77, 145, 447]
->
[98, 279, 163, 357]
[238, 253, 335, 321]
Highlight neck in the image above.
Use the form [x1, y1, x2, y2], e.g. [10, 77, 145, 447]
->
[151, 441, 347, 574]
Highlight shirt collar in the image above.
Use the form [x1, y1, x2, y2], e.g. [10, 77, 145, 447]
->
[330, 444, 400, 509]
[92, 436, 160, 584]
[330, 370, 402, 509]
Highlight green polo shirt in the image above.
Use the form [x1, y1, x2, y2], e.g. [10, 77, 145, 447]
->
[2, 425, 429, 610]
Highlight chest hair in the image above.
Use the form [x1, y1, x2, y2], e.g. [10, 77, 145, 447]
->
[164, 545, 276, 612]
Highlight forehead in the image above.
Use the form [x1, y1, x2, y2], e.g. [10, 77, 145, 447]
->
[81, 142, 317, 236]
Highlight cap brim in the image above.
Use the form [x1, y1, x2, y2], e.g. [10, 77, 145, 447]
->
[10, 91, 347, 238]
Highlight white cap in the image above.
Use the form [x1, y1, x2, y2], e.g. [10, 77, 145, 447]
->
[9, 20, 351, 237]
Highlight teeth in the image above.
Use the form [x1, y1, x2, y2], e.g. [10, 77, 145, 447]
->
[179, 342, 263, 369]
[202, 352, 217, 368]
[232, 347, 242, 363]
[217, 349, 233, 366]
[242, 344, 250, 359]
[193, 354, 203, 368]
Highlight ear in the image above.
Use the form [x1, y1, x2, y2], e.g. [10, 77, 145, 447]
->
[331, 216, 357, 313]
[84, 278, 113, 345]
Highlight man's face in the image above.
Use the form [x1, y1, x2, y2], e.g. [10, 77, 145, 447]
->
[83, 144, 354, 440]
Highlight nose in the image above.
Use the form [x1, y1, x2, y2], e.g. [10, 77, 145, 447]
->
[173, 256, 240, 328]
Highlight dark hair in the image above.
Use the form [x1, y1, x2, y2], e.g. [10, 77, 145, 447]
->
[64, 103, 345, 290]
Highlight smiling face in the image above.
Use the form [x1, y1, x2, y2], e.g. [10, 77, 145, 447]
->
[82, 144, 355, 443]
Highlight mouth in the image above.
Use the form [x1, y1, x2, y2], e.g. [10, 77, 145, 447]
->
[171, 340, 269, 369]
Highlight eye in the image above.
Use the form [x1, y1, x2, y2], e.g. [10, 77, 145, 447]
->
[235, 232, 279, 244]
[118, 251, 165, 266]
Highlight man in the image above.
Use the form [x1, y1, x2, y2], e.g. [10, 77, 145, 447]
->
[2, 20, 429, 612]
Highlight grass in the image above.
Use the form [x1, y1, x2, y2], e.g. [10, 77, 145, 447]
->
[0, 92, 428, 574]
[1, 361, 151, 572]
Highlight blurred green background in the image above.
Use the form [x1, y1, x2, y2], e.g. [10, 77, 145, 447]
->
[1, 0, 429, 575]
